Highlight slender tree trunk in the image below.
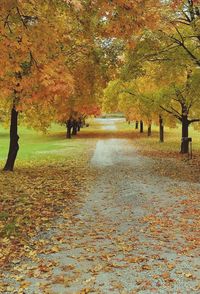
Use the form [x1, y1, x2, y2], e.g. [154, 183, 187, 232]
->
[135, 121, 139, 129]
[140, 120, 143, 133]
[80, 118, 84, 128]
[66, 119, 72, 139]
[67, 127, 71, 138]
[72, 120, 77, 135]
[159, 115, 164, 142]
[181, 115, 189, 153]
[147, 123, 152, 136]
[3, 108, 19, 171]
[77, 118, 82, 132]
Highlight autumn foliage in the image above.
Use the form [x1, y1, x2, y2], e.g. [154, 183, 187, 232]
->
[0, 0, 200, 169]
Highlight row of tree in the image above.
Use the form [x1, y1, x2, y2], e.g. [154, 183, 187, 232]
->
[103, 0, 200, 154]
[0, 0, 103, 170]
[0, 0, 164, 170]
[1, 0, 200, 170]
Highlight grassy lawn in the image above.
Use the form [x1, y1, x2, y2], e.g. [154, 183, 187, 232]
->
[0, 124, 92, 167]
[137, 127, 200, 154]
[84, 119, 200, 155]
[114, 121, 200, 153]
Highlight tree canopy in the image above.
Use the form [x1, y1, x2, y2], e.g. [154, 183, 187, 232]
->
[0, 0, 200, 169]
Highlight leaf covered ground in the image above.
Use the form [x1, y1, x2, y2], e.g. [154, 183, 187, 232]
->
[0, 120, 200, 293]
[0, 126, 96, 273]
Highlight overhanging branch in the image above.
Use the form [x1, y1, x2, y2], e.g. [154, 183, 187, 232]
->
[160, 105, 182, 121]
[189, 118, 200, 124]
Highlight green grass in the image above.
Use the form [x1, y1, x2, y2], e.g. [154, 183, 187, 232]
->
[0, 121, 199, 168]
[0, 124, 91, 167]
[115, 121, 200, 153]
[80, 119, 200, 154]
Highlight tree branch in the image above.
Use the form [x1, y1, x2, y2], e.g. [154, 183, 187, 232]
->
[160, 105, 182, 121]
[181, 43, 200, 66]
[188, 118, 200, 124]
[142, 44, 179, 62]
[4, 13, 13, 33]
[16, 7, 28, 29]
[146, 57, 175, 62]
[174, 26, 185, 44]
[182, 9, 192, 23]
[170, 106, 182, 117]
[120, 90, 135, 96]
[29, 51, 39, 69]
[173, 20, 190, 26]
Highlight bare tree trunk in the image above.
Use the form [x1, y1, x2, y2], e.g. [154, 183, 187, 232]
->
[140, 120, 143, 133]
[135, 121, 139, 129]
[77, 118, 82, 131]
[3, 108, 19, 171]
[72, 119, 78, 135]
[181, 115, 189, 153]
[66, 119, 72, 139]
[147, 123, 152, 136]
[159, 115, 164, 142]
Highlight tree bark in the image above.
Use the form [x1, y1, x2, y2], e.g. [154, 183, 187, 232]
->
[3, 108, 19, 171]
[159, 115, 164, 142]
[135, 121, 139, 129]
[77, 118, 82, 132]
[147, 123, 152, 136]
[181, 115, 189, 154]
[66, 119, 72, 139]
[72, 120, 78, 135]
[140, 120, 144, 133]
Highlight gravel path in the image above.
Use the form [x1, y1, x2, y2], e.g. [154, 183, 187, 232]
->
[1, 121, 200, 294]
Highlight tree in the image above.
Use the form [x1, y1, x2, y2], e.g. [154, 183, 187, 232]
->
[0, 0, 75, 170]
[111, 0, 200, 151]
[156, 68, 200, 153]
